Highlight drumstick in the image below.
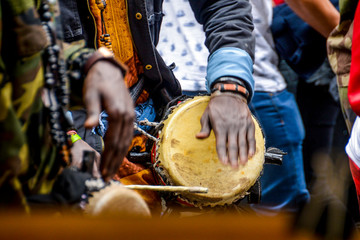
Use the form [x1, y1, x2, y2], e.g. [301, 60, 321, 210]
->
[85, 179, 208, 193]
[124, 185, 208, 193]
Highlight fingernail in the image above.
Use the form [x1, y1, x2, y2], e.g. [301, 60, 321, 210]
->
[231, 162, 238, 169]
[249, 150, 255, 157]
[240, 158, 247, 166]
[196, 132, 206, 139]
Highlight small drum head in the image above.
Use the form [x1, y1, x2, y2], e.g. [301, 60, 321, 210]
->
[154, 96, 265, 207]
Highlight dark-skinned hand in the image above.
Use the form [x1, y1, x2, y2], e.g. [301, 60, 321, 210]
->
[196, 91, 256, 168]
[83, 60, 135, 182]
[70, 139, 101, 178]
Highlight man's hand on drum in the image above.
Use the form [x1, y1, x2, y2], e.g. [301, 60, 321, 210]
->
[196, 84, 256, 168]
[83, 60, 135, 182]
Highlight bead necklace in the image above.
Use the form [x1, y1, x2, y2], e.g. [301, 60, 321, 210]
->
[38, 0, 72, 166]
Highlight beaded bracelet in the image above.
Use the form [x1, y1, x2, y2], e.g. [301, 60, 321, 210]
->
[67, 130, 82, 144]
[211, 83, 250, 100]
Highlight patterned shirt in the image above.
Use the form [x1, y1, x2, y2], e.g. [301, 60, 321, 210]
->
[158, 0, 286, 93]
[157, 0, 208, 92]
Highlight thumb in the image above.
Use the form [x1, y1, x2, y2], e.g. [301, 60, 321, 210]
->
[196, 110, 211, 139]
[84, 88, 101, 128]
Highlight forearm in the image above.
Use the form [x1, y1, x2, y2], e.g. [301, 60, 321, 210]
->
[189, 0, 255, 100]
[285, 0, 339, 37]
[190, 0, 254, 58]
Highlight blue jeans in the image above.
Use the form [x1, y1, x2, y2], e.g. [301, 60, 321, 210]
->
[250, 90, 310, 213]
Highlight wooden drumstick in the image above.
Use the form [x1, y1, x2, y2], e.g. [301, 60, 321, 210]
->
[124, 185, 208, 193]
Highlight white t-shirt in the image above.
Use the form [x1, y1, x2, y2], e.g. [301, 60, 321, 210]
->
[346, 117, 360, 168]
[251, 0, 287, 92]
[157, 0, 287, 93]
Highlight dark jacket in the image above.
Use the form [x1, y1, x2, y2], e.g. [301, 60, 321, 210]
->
[59, 0, 255, 104]
[271, 0, 338, 79]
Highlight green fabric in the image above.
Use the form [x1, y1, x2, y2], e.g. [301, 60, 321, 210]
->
[6, 0, 34, 15]
[0, 0, 55, 209]
[0, 0, 96, 210]
[327, 0, 359, 132]
[339, 0, 359, 23]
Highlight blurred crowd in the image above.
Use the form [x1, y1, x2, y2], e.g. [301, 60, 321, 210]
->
[0, 0, 360, 238]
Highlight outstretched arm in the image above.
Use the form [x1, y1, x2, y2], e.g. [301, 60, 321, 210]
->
[285, 0, 339, 37]
[190, 0, 256, 167]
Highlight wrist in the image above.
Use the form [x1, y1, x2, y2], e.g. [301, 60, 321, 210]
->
[211, 81, 249, 102]
[210, 90, 248, 104]
[83, 47, 128, 77]
[212, 76, 247, 87]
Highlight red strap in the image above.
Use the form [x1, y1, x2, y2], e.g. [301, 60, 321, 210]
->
[273, 0, 284, 6]
[349, 3, 360, 116]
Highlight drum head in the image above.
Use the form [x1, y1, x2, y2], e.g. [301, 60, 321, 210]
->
[156, 96, 265, 207]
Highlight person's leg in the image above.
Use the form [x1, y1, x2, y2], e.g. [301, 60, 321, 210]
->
[349, 159, 360, 213]
[250, 90, 310, 213]
[296, 80, 339, 190]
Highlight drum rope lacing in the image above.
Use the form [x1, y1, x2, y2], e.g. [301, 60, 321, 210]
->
[132, 105, 178, 142]
[133, 122, 158, 142]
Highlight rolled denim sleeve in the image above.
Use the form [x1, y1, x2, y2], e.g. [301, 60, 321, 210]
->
[206, 47, 254, 101]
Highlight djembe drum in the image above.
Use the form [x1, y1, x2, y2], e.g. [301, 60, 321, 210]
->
[151, 96, 265, 207]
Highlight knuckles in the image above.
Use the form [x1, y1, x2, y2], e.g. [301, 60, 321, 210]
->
[108, 107, 135, 122]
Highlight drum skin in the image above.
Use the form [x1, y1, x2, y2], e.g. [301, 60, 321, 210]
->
[153, 96, 265, 207]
